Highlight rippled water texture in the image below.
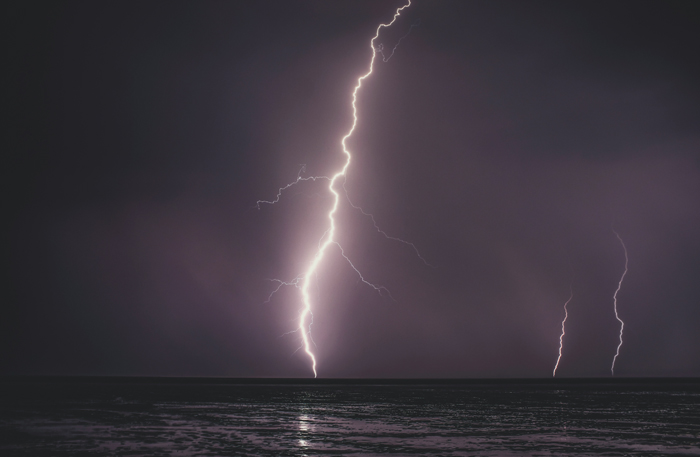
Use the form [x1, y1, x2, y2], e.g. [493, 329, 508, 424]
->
[1, 379, 699, 456]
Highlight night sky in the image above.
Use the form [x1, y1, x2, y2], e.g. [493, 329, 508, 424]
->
[6, 1, 700, 378]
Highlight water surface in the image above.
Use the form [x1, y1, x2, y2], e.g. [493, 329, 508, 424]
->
[1, 378, 698, 456]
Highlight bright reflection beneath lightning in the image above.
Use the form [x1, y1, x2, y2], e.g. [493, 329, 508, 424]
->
[611, 229, 629, 376]
[258, 1, 416, 377]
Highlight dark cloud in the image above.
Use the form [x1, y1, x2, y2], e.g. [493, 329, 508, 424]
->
[5, 1, 700, 377]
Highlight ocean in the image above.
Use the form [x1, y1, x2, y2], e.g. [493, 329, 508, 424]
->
[1, 378, 698, 456]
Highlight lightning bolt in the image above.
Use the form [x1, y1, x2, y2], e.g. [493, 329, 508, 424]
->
[376, 19, 420, 62]
[552, 284, 573, 377]
[259, 1, 416, 377]
[611, 229, 629, 376]
[256, 165, 329, 209]
[343, 182, 433, 268]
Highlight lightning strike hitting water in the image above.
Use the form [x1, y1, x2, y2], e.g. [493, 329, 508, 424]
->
[611, 229, 629, 376]
[258, 1, 416, 377]
[552, 285, 573, 377]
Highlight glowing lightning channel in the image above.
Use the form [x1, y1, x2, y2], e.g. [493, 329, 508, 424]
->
[611, 229, 629, 376]
[297, 0, 414, 377]
[259, 1, 416, 377]
[552, 285, 573, 377]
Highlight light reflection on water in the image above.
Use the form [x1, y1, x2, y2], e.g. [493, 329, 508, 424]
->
[1, 381, 699, 456]
[297, 413, 314, 451]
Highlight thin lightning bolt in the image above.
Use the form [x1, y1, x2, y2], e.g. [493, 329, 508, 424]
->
[256, 165, 329, 209]
[259, 1, 416, 377]
[376, 19, 420, 62]
[611, 229, 629, 376]
[343, 182, 433, 268]
[263, 277, 301, 305]
[334, 242, 395, 301]
[553, 285, 573, 377]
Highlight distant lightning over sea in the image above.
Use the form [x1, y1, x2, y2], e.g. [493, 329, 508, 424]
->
[552, 284, 573, 377]
[611, 229, 629, 376]
[257, 0, 418, 377]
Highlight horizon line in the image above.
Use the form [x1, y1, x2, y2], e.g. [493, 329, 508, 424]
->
[3, 375, 699, 385]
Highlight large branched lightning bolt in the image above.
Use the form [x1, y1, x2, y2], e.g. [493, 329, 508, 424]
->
[258, 1, 416, 377]
[552, 285, 573, 377]
[611, 229, 629, 376]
